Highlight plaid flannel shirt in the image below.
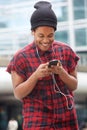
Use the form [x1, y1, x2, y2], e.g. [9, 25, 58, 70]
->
[7, 41, 79, 130]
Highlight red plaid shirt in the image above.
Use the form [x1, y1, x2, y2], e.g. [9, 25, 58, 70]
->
[7, 41, 79, 130]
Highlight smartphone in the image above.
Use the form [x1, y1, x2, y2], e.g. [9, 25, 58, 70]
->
[48, 60, 59, 68]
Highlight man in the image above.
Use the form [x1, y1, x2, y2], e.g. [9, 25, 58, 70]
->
[7, 1, 79, 130]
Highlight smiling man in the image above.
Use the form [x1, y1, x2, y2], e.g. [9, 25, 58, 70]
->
[7, 1, 80, 130]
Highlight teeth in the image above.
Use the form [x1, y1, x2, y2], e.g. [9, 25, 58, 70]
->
[42, 44, 48, 47]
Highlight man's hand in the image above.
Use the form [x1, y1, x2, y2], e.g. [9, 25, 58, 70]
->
[34, 63, 52, 79]
[49, 61, 63, 75]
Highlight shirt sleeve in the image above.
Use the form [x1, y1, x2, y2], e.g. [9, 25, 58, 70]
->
[6, 51, 27, 80]
[67, 47, 80, 73]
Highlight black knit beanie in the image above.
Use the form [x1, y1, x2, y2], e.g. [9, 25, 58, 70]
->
[30, 1, 57, 30]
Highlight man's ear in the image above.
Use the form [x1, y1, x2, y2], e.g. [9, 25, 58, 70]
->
[31, 31, 34, 35]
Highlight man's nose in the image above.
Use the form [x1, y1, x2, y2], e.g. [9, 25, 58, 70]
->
[43, 37, 49, 43]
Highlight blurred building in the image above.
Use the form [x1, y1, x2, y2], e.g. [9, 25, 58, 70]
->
[0, 0, 87, 129]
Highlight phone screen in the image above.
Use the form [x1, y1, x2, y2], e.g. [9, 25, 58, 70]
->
[48, 60, 58, 68]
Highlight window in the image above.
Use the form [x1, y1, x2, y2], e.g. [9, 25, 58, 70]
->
[55, 30, 69, 44]
[0, 15, 10, 28]
[77, 52, 87, 66]
[55, 6, 68, 22]
[75, 28, 87, 46]
[0, 0, 11, 5]
[52, 0, 67, 2]
[10, 12, 29, 28]
[73, 0, 87, 19]
[0, 0, 30, 5]
[0, 22, 7, 28]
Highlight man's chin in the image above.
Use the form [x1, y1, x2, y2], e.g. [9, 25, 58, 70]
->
[41, 48, 49, 51]
[40, 46, 50, 51]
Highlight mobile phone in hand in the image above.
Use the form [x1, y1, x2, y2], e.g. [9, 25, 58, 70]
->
[48, 60, 59, 68]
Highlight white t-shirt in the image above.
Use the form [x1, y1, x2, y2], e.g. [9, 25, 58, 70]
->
[8, 119, 18, 130]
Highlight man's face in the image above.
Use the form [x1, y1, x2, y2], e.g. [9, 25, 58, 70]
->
[32, 26, 55, 51]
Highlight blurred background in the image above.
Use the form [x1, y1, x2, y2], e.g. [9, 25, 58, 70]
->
[0, 0, 87, 130]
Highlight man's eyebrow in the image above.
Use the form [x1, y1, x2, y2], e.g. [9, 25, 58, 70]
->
[38, 33, 54, 36]
[38, 33, 43, 35]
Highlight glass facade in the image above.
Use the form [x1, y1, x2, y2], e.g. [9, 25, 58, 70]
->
[0, 0, 30, 5]
[75, 28, 87, 47]
[55, 30, 69, 44]
[0, 0, 87, 66]
[77, 52, 87, 66]
[55, 6, 68, 22]
[73, 0, 87, 20]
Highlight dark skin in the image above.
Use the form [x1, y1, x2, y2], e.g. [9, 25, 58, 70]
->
[11, 26, 78, 100]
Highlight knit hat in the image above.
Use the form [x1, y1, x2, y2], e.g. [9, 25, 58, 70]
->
[30, 1, 57, 30]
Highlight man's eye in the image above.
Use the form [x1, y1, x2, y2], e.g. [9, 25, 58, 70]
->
[48, 35, 54, 38]
[39, 35, 44, 38]
[48, 36, 53, 38]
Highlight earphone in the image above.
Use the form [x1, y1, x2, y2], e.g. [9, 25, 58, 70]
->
[36, 45, 74, 110]
[52, 74, 74, 110]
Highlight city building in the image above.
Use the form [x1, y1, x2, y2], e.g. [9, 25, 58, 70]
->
[0, 0, 87, 129]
